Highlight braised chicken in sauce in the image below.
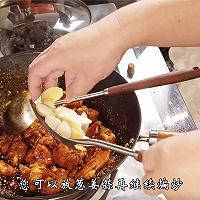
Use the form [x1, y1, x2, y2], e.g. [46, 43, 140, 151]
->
[0, 100, 117, 197]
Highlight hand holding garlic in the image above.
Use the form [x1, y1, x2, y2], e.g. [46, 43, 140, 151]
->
[35, 87, 92, 140]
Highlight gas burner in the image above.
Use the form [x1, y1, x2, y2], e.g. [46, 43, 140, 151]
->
[0, 20, 65, 56]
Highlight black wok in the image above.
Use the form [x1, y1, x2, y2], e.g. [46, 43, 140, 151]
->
[0, 52, 141, 199]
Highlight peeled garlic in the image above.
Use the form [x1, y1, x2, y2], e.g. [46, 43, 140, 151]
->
[37, 87, 93, 140]
[55, 107, 62, 116]
[78, 112, 92, 132]
[36, 102, 52, 118]
[71, 127, 84, 139]
[45, 115, 61, 130]
[56, 121, 71, 138]
[60, 107, 81, 126]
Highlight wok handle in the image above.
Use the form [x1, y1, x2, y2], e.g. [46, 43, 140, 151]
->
[108, 66, 200, 95]
[157, 130, 182, 141]
[136, 130, 183, 162]
[138, 130, 183, 145]
[16, 0, 31, 10]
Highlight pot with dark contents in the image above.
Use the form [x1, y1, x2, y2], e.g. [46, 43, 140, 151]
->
[0, 52, 141, 199]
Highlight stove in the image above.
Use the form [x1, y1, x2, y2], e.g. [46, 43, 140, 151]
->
[0, 2, 196, 200]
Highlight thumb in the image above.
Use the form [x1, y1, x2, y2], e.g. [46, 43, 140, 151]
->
[142, 144, 159, 173]
[141, 143, 162, 196]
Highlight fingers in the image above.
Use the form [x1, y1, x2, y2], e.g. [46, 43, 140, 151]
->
[28, 49, 61, 100]
[28, 72, 43, 101]
[141, 139, 176, 197]
[65, 73, 98, 103]
[141, 144, 161, 196]
[64, 71, 77, 102]
[64, 71, 77, 88]
[142, 172, 158, 196]
[141, 132, 199, 200]
[142, 145, 158, 173]
[43, 69, 65, 89]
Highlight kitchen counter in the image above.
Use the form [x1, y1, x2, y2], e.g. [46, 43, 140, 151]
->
[169, 47, 200, 129]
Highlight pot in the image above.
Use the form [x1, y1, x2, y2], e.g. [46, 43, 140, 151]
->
[0, 52, 141, 199]
[0, 0, 92, 56]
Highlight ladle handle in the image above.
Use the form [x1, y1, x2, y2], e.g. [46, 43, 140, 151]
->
[16, 0, 31, 10]
[108, 66, 200, 95]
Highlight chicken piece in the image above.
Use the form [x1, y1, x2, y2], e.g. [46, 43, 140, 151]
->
[24, 119, 58, 149]
[25, 148, 34, 163]
[60, 92, 83, 109]
[0, 139, 10, 154]
[27, 131, 58, 149]
[29, 163, 50, 181]
[85, 121, 100, 138]
[25, 144, 54, 166]
[0, 160, 17, 176]
[0, 134, 6, 142]
[53, 143, 86, 170]
[68, 166, 79, 178]
[19, 164, 31, 177]
[23, 119, 49, 139]
[0, 134, 11, 155]
[23, 119, 42, 139]
[18, 164, 34, 191]
[28, 133, 43, 148]
[0, 133, 22, 144]
[84, 146, 101, 163]
[98, 126, 116, 144]
[19, 163, 50, 193]
[6, 133, 23, 142]
[66, 101, 83, 110]
[37, 136, 57, 149]
[5, 141, 28, 167]
[85, 121, 116, 144]
[75, 149, 111, 180]
[40, 166, 75, 195]
[76, 105, 99, 123]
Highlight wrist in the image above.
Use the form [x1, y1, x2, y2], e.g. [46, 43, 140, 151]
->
[94, 11, 129, 55]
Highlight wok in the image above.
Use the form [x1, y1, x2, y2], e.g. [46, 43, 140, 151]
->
[0, 52, 141, 199]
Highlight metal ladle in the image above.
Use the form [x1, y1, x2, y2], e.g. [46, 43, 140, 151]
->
[3, 67, 200, 136]
[30, 100, 184, 162]
[30, 100, 144, 161]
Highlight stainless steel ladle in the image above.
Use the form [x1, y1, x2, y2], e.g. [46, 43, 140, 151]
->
[3, 90, 36, 135]
[30, 100, 143, 161]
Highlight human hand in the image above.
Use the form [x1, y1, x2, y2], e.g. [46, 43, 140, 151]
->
[28, 13, 127, 102]
[142, 130, 200, 200]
